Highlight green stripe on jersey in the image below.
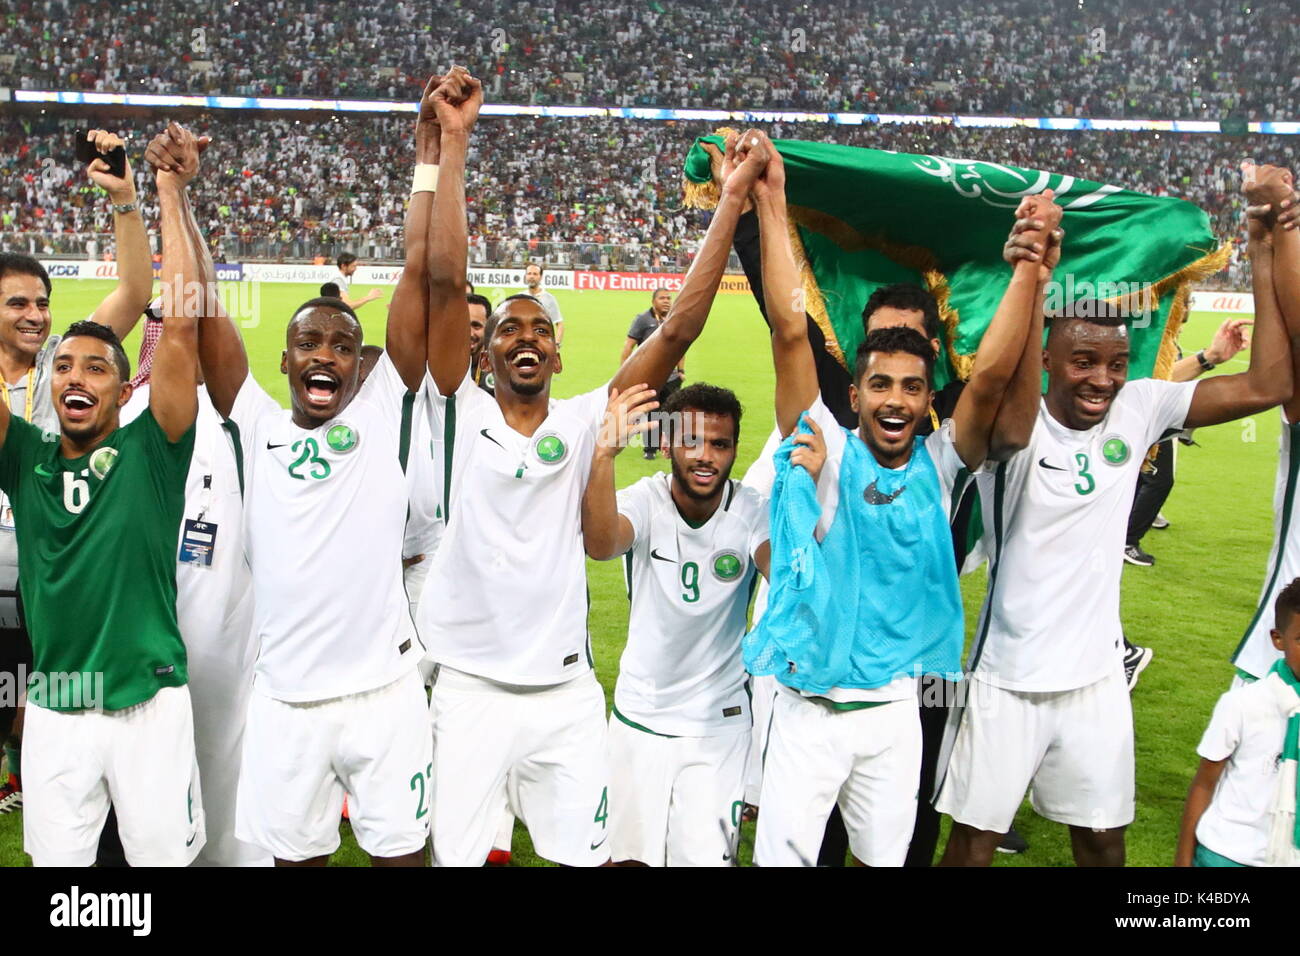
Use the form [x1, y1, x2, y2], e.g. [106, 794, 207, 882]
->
[612, 704, 678, 738]
[398, 391, 416, 474]
[1232, 421, 1300, 670]
[223, 420, 245, 497]
[441, 393, 456, 521]
[967, 461, 1007, 674]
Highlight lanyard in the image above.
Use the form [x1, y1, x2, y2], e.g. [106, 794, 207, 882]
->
[0, 368, 35, 423]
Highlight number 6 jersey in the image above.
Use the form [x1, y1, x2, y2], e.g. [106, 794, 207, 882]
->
[227, 354, 420, 702]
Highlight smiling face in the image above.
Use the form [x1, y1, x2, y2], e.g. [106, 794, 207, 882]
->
[667, 411, 738, 504]
[468, 299, 488, 356]
[1044, 318, 1130, 431]
[486, 298, 560, 398]
[850, 350, 931, 469]
[52, 335, 130, 445]
[0, 272, 52, 364]
[281, 305, 363, 427]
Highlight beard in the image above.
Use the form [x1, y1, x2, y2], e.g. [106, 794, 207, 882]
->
[669, 451, 732, 502]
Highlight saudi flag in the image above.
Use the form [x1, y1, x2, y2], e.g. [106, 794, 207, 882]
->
[683, 131, 1229, 388]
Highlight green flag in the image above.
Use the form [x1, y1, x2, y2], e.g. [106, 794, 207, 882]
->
[683, 131, 1228, 388]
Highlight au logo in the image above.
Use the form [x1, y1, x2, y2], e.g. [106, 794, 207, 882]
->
[326, 422, 359, 454]
[711, 549, 744, 583]
[534, 431, 567, 464]
[1100, 435, 1129, 466]
[89, 446, 119, 480]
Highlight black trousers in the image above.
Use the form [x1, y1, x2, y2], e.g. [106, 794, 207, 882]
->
[1127, 438, 1175, 547]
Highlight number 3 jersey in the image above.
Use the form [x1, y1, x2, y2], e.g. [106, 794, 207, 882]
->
[614, 474, 769, 737]
[0, 409, 193, 711]
[969, 380, 1195, 692]
[418, 373, 608, 686]
[227, 354, 420, 702]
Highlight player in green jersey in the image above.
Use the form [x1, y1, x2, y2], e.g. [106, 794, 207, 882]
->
[0, 125, 205, 866]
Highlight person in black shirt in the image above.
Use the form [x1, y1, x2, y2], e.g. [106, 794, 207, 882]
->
[621, 289, 683, 458]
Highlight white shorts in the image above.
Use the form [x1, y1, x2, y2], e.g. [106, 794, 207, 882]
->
[23, 685, 205, 867]
[934, 668, 1134, 833]
[745, 675, 778, 807]
[429, 665, 608, 867]
[754, 688, 921, 867]
[607, 713, 749, 867]
[236, 669, 431, 862]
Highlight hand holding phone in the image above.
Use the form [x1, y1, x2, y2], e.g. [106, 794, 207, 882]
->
[75, 129, 132, 200]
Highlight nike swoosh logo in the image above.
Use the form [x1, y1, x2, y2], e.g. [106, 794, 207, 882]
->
[1037, 458, 1067, 471]
[650, 548, 675, 563]
[34, 463, 53, 477]
[863, 479, 905, 505]
[590, 835, 608, 852]
[266, 441, 289, 450]
[480, 428, 505, 450]
[186, 833, 197, 847]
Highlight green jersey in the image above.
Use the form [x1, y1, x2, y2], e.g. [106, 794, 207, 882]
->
[0, 409, 195, 711]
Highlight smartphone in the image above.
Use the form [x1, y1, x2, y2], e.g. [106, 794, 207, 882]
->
[74, 130, 127, 179]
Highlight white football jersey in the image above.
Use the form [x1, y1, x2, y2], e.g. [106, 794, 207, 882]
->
[124, 384, 253, 656]
[969, 381, 1196, 692]
[402, 381, 443, 561]
[227, 354, 421, 701]
[418, 373, 607, 684]
[614, 474, 769, 737]
[1234, 410, 1300, 680]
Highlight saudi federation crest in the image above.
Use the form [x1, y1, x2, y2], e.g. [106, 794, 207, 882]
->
[533, 431, 567, 464]
[326, 422, 359, 454]
[89, 446, 119, 480]
[711, 549, 745, 583]
[1100, 434, 1129, 466]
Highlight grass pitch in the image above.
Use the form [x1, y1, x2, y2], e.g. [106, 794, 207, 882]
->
[0, 279, 1273, 867]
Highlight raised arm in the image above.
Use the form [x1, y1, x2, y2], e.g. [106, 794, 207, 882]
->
[955, 193, 1062, 467]
[145, 123, 246, 418]
[84, 129, 153, 339]
[1256, 172, 1300, 422]
[746, 133, 816, 438]
[1169, 318, 1251, 383]
[1184, 180, 1292, 428]
[386, 74, 442, 391]
[610, 131, 766, 397]
[581, 384, 658, 560]
[149, 127, 202, 442]
[426, 67, 482, 396]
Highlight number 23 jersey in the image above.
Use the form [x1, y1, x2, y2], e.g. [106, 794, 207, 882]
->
[227, 354, 420, 702]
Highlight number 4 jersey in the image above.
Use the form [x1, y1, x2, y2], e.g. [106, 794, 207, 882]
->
[614, 474, 769, 737]
[969, 381, 1195, 693]
[227, 354, 421, 702]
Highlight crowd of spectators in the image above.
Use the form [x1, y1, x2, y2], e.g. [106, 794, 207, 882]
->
[1, 109, 1289, 285]
[3, 0, 1298, 121]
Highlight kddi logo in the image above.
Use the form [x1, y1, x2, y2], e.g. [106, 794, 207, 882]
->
[49, 886, 151, 936]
